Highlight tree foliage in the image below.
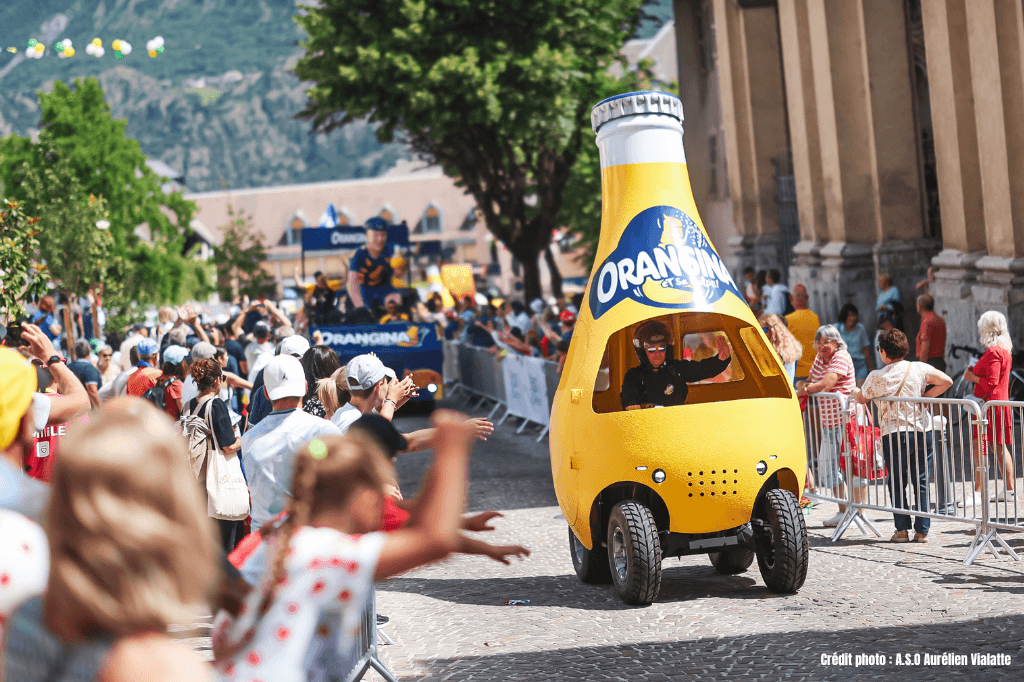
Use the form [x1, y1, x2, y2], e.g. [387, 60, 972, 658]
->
[211, 205, 278, 302]
[0, 200, 48, 324]
[0, 78, 199, 307]
[294, 0, 645, 301]
[558, 59, 675, 269]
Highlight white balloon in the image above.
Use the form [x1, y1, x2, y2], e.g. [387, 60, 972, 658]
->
[62, 39, 72, 48]
[25, 47, 34, 57]
[153, 36, 164, 47]
[96, 220, 111, 230]
[120, 42, 132, 55]
[94, 46, 104, 58]
[85, 43, 96, 55]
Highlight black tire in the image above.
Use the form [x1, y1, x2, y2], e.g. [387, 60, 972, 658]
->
[568, 525, 612, 584]
[708, 547, 755, 574]
[755, 489, 809, 593]
[606, 501, 662, 606]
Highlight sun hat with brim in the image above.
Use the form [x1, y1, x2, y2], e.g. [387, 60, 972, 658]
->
[279, 335, 311, 358]
[264, 355, 306, 400]
[0, 348, 36, 450]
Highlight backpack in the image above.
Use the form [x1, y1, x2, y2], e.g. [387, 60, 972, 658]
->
[178, 398, 213, 480]
[142, 377, 175, 410]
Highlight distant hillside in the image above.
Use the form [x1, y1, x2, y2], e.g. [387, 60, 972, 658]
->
[0, 0, 672, 193]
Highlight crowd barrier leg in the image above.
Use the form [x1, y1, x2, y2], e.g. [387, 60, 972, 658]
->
[346, 588, 399, 682]
[535, 424, 549, 443]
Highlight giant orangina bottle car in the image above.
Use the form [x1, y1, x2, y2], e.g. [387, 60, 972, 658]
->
[550, 92, 808, 606]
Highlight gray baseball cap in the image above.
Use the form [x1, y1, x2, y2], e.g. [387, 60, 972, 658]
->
[345, 355, 397, 390]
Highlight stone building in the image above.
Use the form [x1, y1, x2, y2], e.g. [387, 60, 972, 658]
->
[673, 0, 1024, 369]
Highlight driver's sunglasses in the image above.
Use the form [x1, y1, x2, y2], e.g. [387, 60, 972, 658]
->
[645, 345, 667, 353]
[99, 353, 112, 358]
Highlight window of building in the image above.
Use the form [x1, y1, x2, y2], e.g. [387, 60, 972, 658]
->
[460, 207, 479, 231]
[280, 216, 305, 246]
[415, 205, 442, 234]
[380, 208, 394, 223]
[708, 133, 719, 199]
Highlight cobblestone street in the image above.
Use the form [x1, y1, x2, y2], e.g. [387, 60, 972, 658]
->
[185, 400, 1024, 680]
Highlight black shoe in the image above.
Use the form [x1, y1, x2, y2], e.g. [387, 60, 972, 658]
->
[376, 614, 390, 626]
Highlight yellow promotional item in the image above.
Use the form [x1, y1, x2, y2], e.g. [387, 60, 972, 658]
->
[550, 92, 808, 606]
[441, 264, 476, 300]
[0, 348, 36, 450]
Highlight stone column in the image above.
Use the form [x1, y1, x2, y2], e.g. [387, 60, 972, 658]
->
[778, 0, 827, 308]
[920, 0, 987, 367]
[967, 0, 1024, 351]
[712, 0, 789, 279]
[801, 0, 933, 330]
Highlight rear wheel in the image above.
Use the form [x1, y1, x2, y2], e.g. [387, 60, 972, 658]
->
[568, 525, 611, 584]
[606, 501, 662, 606]
[709, 547, 755, 574]
[755, 489, 809, 593]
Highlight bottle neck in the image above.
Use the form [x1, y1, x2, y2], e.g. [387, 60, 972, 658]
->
[595, 115, 686, 169]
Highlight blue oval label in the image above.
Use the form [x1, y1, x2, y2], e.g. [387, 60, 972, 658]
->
[588, 205, 743, 319]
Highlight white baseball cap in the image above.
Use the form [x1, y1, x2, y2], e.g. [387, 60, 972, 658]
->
[345, 355, 397, 390]
[279, 335, 311, 358]
[264, 355, 306, 400]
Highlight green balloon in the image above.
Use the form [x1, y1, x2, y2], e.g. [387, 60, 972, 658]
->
[27, 39, 38, 47]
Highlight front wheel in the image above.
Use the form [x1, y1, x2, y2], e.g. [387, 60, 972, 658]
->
[569, 525, 611, 584]
[709, 547, 755, 574]
[755, 489, 809, 593]
[607, 501, 662, 606]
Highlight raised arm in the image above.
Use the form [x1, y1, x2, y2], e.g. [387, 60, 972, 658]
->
[347, 271, 364, 308]
[22, 324, 90, 424]
[263, 299, 291, 328]
[375, 411, 474, 580]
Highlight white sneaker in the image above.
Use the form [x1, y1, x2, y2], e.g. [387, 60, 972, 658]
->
[958, 492, 983, 508]
[823, 512, 844, 527]
[991, 490, 1016, 502]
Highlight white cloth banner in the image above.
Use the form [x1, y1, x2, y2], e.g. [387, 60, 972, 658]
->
[502, 353, 550, 426]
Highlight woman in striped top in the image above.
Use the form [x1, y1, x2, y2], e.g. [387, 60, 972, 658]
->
[796, 325, 858, 527]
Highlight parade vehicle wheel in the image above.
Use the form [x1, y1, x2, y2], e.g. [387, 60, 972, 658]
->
[708, 547, 755, 574]
[569, 525, 612, 584]
[606, 501, 662, 606]
[754, 489, 808, 593]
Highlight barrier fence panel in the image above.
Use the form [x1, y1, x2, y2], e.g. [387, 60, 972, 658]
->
[441, 339, 462, 395]
[802, 392, 853, 508]
[975, 401, 1024, 562]
[499, 353, 551, 441]
[345, 586, 399, 682]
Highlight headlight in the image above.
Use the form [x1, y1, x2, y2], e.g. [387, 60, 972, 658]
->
[652, 469, 666, 484]
[427, 383, 437, 393]
[756, 461, 768, 476]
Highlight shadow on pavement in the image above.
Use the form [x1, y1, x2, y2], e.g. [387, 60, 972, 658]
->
[393, 615, 1024, 681]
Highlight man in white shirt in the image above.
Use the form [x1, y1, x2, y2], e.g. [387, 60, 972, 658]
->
[244, 321, 275, 382]
[761, 269, 790, 317]
[118, 323, 149, 372]
[240, 354, 340, 531]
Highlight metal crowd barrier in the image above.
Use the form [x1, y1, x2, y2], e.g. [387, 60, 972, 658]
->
[803, 391, 1023, 565]
[345, 586, 399, 682]
[441, 339, 463, 397]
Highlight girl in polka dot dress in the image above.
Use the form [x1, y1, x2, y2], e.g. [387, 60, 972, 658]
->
[212, 410, 476, 682]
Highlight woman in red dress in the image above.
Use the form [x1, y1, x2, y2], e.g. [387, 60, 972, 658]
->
[964, 311, 1016, 505]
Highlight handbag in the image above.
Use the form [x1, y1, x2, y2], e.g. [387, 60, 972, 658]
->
[202, 398, 250, 521]
[841, 404, 887, 480]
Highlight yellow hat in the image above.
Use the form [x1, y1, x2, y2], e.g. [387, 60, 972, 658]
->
[0, 348, 36, 450]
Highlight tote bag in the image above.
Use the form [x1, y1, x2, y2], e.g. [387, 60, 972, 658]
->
[203, 398, 250, 521]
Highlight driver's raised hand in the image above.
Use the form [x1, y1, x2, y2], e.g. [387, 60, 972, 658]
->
[21, 323, 56, 362]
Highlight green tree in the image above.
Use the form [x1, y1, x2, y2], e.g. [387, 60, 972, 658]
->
[558, 59, 673, 269]
[294, 0, 645, 301]
[0, 78, 198, 306]
[0, 200, 48, 324]
[212, 205, 277, 302]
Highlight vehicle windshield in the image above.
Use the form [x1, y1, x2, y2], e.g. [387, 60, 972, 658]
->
[592, 312, 792, 414]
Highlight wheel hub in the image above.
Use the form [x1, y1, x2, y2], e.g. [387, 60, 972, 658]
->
[610, 524, 627, 581]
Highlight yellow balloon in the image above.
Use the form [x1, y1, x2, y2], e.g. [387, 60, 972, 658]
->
[148, 49, 157, 57]
[34, 43, 44, 53]
[111, 39, 122, 51]
[65, 47, 75, 57]
[91, 38, 102, 47]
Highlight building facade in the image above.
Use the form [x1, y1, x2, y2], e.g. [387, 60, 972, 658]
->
[674, 0, 1024, 369]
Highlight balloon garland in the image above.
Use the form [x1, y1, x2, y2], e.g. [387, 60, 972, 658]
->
[7, 36, 164, 59]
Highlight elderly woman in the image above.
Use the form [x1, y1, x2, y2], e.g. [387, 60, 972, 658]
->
[855, 329, 952, 543]
[962, 311, 1016, 506]
[796, 325, 858, 527]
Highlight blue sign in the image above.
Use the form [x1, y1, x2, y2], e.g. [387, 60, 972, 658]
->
[312, 323, 443, 401]
[588, 205, 743, 319]
[301, 224, 411, 251]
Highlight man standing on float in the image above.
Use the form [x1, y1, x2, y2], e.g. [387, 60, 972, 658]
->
[347, 217, 407, 310]
[620, 320, 731, 410]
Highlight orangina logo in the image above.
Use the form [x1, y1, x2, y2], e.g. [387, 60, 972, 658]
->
[588, 205, 743, 320]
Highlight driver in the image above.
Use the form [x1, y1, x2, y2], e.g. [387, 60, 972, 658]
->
[620, 320, 732, 410]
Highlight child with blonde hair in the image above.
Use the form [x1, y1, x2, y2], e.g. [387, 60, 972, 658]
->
[212, 410, 477, 681]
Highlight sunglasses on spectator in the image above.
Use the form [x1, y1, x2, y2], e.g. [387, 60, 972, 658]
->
[645, 346, 667, 353]
[99, 353, 112, 358]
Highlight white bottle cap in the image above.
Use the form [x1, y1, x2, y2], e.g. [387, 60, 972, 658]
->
[592, 92, 687, 168]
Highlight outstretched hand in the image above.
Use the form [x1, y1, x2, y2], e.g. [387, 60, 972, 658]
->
[463, 511, 503, 532]
[482, 543, 531, 565]
[466, 417, 494, 441]
[715, 335, 731, 361]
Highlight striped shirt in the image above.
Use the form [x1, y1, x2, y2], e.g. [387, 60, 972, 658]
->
[807, 349, 856, 427]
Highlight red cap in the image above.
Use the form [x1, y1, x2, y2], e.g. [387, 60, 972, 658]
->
[560, 310, 576, 324]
